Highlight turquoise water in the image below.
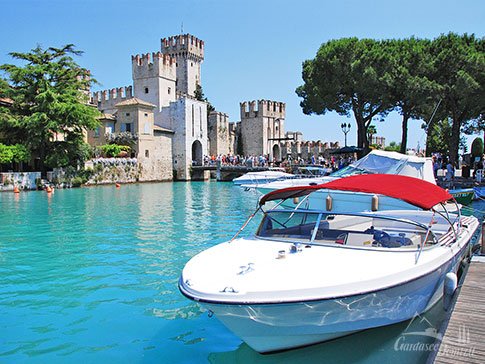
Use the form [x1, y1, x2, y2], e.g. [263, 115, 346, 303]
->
[0, 182, 482, 364]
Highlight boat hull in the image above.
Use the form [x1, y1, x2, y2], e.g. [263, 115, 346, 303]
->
[449, 188, 475, 205]
[196, 245, 468, 353]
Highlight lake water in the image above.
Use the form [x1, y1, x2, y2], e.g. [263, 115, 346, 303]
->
[0, 182, 483, 363]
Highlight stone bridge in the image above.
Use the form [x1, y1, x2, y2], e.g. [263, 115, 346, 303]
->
[191, 162, 270, 181]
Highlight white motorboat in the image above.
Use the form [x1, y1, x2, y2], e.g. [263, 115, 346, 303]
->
[256, 150, 436, 192]
[255, 150, 441, 211]
[232, 169, 294, 186]
[179, 174, 479, 353]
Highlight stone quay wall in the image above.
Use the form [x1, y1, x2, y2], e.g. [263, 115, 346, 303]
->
[0, 172, 41, 191]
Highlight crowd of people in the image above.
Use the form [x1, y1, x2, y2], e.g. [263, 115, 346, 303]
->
[200, 154, 355, 172]
[432, 152, 484, 182]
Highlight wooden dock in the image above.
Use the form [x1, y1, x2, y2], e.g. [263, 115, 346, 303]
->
[430, 257, 485, 363]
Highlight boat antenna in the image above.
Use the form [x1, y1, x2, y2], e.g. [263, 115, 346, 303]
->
[417, 99, 442, 148]
[426, 99, 442, 128]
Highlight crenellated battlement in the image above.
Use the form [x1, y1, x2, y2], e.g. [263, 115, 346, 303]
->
[92, 86, 133, 104]
[240, 100, 286, 119]
[132, 52, 176, 67]
[161, 34, 204, 61]
[132, 52, 177, 81]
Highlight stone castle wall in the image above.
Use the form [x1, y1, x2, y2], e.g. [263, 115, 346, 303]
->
[208, 111, 230, 156]
[93, 86, 133, 114]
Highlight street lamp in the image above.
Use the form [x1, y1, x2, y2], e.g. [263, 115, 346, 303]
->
[341, 122, 351, 147]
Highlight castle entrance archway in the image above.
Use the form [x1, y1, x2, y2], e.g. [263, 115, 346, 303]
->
[192, 140, 203, 166]
[272, 144, 281, 163]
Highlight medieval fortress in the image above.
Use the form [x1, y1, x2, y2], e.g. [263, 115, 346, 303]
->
[87, 33, 340, 181]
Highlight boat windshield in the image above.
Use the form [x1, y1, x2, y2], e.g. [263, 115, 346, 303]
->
[329, 152, 429, 180]
[330, 166, 372, 178]
[256, 210, 440, 249]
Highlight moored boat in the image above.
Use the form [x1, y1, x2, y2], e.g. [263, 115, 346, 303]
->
[179, 174, 479, 353]
[254, 151, 438, 210]
[232, 169, 294, 186]
[449, 188, 475, 205]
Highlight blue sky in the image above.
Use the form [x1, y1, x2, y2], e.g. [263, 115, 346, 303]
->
[1, 0, 484, 150]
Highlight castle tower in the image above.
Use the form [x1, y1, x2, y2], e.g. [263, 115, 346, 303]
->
[208, 111, 230, 156]
[131, 52, 177, 124]
[239, 100, 286, 160]
[161, 34, 204, 97]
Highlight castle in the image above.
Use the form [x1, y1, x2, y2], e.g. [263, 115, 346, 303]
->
[86, 33, 341, 181]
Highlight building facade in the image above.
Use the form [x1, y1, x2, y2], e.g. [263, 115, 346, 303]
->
[89, 34, 208, 180]
[86, 33, 342, 180]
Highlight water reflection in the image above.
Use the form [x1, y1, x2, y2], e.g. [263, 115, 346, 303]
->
[1, 184, 482, 363]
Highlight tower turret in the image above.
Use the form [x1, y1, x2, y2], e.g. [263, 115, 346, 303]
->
[161, 34, 204, 97]
[131, 52, 177, 122]
[239, 100, 286, 160]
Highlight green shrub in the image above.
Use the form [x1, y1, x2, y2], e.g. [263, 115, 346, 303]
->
[0, 143, 14, 164]
[71, 177, 83, 187]
[102, 144, 122, 158]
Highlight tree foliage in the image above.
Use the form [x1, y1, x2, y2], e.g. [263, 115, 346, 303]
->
[426, 33, 485, 164]
[0, 44, 100, 174]
[296, 38, 394, 154]
[383, 38, 438, 153]
[384, 141, 401, 152]
[0, 143, 30, 166]
[195, 84, 215, 116]
[297, 34, 485, 160]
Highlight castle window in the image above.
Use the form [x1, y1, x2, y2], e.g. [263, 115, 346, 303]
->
[192, 104, 194, 137]
[144, 113, 148, 117]
[144, 123, 150, 135]
[191, 62, 193, 67]
[94, 127, 100, 137]
[145, 150, 149, 158]
[168, 87, 171, 94]
[126, 113, 130, 116]
[144, 87, 149, 94]
[121, 122, 133, 133]
[106, 122, 114, 135]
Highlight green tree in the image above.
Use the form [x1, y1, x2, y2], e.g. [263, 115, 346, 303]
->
[427, 33, 485, 164]
[0, 44, 100, 174]
[0, 143, 30, 170]
[384, 38, 438, 153]
[384, 141, 401, 152]
[424, 118, 466, 156]
[195, 84, 215, 116]
[0, 143, 14, 164]
[296, 38, 394, 154]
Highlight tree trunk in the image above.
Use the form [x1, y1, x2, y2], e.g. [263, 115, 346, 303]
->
[400, 111, 409, 154]
[39, 142, 46, 177]
[355, 115, 367, 158]
[449, 117, 461, 166]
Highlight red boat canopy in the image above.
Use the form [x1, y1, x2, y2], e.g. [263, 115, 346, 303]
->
[259, 174, 453, 210]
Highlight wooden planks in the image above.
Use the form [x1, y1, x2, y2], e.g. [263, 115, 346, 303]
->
[434, 260, 485, 364]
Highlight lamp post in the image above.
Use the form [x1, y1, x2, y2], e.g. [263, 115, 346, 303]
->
[341, 122, 351, 147]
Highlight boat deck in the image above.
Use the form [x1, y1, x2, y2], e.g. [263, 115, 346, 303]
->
[431, 257, 485, 363]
